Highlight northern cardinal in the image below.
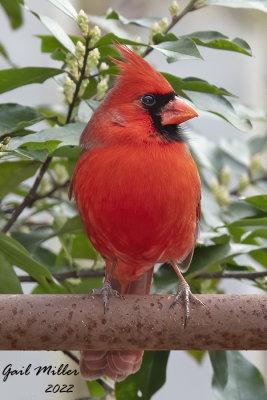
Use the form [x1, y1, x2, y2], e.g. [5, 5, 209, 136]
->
[69, 43, 202, 381]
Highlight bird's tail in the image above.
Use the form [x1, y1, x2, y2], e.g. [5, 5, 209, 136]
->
[80, 267, 154, 382]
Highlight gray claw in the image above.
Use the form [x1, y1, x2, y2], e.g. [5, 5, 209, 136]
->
[170, 281, 205, 328]
[91, 282, 124, 313]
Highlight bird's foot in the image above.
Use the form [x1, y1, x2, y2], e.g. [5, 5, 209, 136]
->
[170, 281, 205, 328]
[91, 281, 124, 313]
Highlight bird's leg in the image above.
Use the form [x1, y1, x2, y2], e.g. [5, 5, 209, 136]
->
[170, 261, 205, 328]
[91, 260, 123, 313]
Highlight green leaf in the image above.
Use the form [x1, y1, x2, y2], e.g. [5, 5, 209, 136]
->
[86, 381, 105, 398]
[184, 31, 252, 56]
[188, 242, 262, 276]
[63, 277, 102, 294]
[52, 215, 85, 237]
[0, 103, 44, 137]
[0, 251, 23, 293]
[39, 15, 75, 54]
[106, 8, 160, 28]
[205, 0, 267, 13]
[9, 122, 85, 152]
[152, 38, 203, 62]
[245, 195, 267, 212]
[209, 351, 228, 388]
[162, 73, 234, 97]
[219, 138, 250, 166]
[184, 91, 252, 131]
[187, 350, 206, 364]
[0, 160, 40, 199]
[0, 234, 57, 289]
[229, 216, 267, 227]
[36, 34, 81, 54]
[32, 282, 69, 294]
[210, 351, 267, 400]
[72, 234, 98, 260]
[0, 67, 63, 94]
[47, 0, 78, 20]
[115, 351, 169, 400]
[152, 263, 177, 294]
[0, 41, 16, 67]
[96, 32, 146, 47]
[0, 0, 23, 29]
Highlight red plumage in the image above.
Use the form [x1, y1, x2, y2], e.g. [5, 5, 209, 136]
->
[70, 43, 201, 381]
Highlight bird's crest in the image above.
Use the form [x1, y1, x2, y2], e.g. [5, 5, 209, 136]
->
[110, 42, 173, 95]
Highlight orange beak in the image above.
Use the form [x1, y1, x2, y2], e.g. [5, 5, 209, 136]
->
[161, 96, 198, 125]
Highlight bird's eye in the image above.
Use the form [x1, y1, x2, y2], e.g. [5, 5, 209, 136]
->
[141, 94, 156, 107]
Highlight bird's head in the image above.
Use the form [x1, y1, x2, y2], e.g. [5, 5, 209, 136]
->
[80, 43, 198, 149]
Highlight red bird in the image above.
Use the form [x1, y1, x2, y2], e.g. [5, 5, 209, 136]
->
[70, 43, 202, 381]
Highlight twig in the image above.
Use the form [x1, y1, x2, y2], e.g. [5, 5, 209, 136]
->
[17, 268, 267, 283]
[195, 270, 267, 281]
[18, 269, 105, 282]
[65, 36, 90, 124]
[63, 350, 79, 364]
[142, 0, 200, 58]
[1, 157, 52, 233]
[1, 36, 92, 234]
[28, 180, 70, 207]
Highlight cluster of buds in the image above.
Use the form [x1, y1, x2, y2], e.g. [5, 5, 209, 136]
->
[77, 9, 101, 46]
[169, 1, 179, 18]
[250, 153, 262, 178]
[62, 10, 102, 105]
[210, 165, 232, 207]
[0, 136, 10, 152]
[96, 62, 110, 100]
[63, 76, 75, 104]
[149, 17, 169, 44]
[85, 48, 100, 75]
[238, 173, 250, 193]
[210, 177, 229, 207]
[77, 10, 89, 37]
[132, 36, 142, 56]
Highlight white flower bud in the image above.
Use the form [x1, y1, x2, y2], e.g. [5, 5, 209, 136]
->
[149, 22, 161, 44]
[169, 1, 179, 18]
[86, 48, 100, 74]
[210, 178, 229, 206]
[210, 178, 219, 195]
[89, 26, 101, 48]
[99, 62, 109, 72]
[238, 173, 250, 192]
[250, 153, 262, 177]
[131, 36, 142, 55]
[78, 78, 89, 98]
[96, 76, 109, 100]
[220, 166, 231, 187]
[63, 76, 75, 104]
[75, 41, 86, 69]
[77, 9, 89, 36]
[159, 17, 169, 32]
[66, 53, 79, 80]
[0, 136, 10, 152]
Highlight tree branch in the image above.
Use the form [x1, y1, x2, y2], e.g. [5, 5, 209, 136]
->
[17, 269, 267, 283]
[195, 270, 267, 281]
[142, 0, 201, 58]
[0, 294, 266, 350]
[1, 38, 92, 233]
[1, 157, 52, 233]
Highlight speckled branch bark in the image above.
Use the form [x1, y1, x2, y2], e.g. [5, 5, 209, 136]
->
[0, 294, 266, 350]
